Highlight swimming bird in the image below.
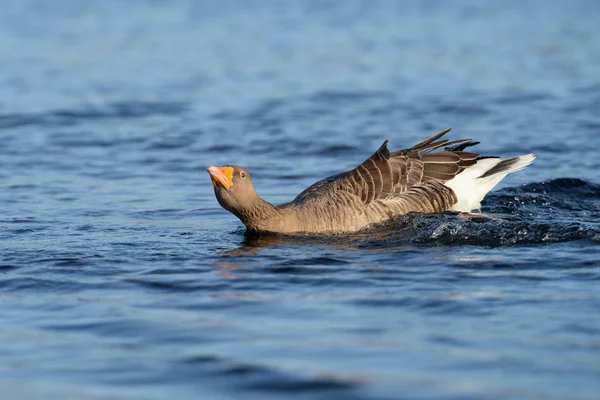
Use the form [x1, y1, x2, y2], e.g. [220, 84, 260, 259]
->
[207, 128, 535, 233]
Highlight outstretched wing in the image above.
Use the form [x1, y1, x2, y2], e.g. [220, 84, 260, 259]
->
[291, 128, 482, 206]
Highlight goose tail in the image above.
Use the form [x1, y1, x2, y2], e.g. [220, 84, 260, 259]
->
[444, 154, 535, 212]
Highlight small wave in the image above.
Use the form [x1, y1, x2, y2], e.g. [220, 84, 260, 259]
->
[365, 178, 600, 246]
[504, 178, 600, 196]
[0, 101, 188, 129]
[123, 277, 228, 293]
[177, 354, 358, 395]
[369, 213, 597, 247]
[493, 92, 555, 105]
[277, 257, 350, 267]
[315, 144, 360, 156]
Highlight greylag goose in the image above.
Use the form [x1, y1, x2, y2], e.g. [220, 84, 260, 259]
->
[207, 128, 535, 233]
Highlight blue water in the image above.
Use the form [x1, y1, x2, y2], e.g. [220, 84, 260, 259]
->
[1, 1, 600, 399]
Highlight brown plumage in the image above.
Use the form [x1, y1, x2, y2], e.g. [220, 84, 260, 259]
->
[207, 128, 535, 233]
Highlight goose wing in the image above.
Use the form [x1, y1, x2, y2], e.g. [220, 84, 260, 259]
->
[290, 128, 480, 207]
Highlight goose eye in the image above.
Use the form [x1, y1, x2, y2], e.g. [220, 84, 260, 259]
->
[240, 171, 246, 179]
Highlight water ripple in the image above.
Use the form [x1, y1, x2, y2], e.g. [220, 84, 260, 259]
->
[0, 101, 188, 129]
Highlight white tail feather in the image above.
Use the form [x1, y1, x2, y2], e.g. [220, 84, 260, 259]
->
[444, 154, 535, 212]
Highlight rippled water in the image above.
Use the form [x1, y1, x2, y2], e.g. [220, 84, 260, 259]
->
[1, 1, 600, 399]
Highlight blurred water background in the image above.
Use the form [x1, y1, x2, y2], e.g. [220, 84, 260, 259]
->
[1, 1, 599, 399]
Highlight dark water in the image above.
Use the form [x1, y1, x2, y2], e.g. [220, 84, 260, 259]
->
[2, 1, 600, 399]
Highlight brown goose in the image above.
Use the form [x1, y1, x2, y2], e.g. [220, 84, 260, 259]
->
[207, 128, 535, 233]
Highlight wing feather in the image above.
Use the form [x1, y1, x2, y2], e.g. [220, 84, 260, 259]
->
[291, 128, 484, 208]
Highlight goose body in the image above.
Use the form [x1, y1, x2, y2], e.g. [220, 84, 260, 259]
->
[207, 128, 535, 233]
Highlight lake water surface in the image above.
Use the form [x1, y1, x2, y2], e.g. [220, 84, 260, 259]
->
[1, 1, 599, 399]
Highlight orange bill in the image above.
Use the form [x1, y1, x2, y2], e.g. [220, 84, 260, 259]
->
[207, 166, 234, 190]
